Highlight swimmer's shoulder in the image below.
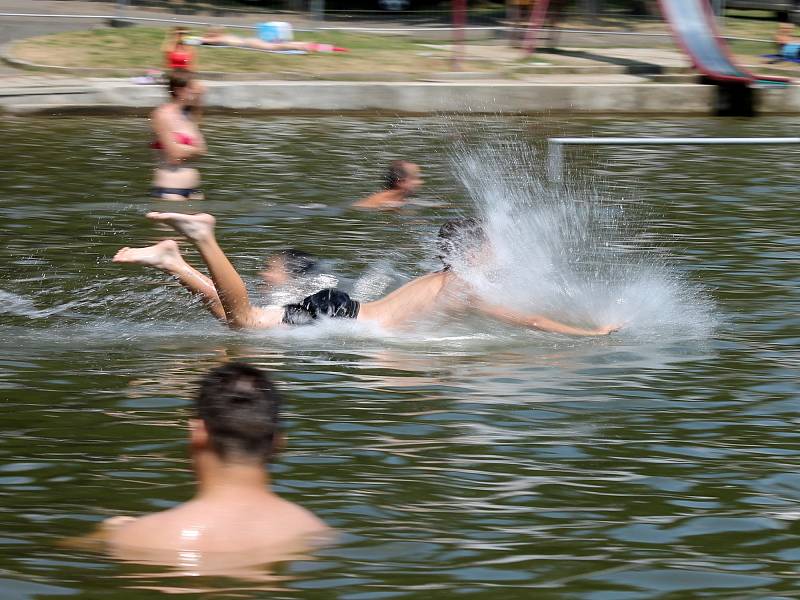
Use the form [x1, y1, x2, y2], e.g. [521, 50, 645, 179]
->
[151, 104, 167, 119]
[352, 191, 405, 210]
[267, 497, 330, 537]
[399, 269, 452, 297]
[438, 271, 473, 303]
[91, 515, 143, 548]
[352, 193, 383, 209]
[151, 103, 182, 124]
[104, 506, 188, 543]
[56, 515, 137, 552]
[102, 514, 151, 543]
[102, 515, 139, 530]
[150, 106, 173, 130]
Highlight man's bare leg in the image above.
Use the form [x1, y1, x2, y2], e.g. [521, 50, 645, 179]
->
[144, 213, 259, 329]
[112, 239, 226, 322]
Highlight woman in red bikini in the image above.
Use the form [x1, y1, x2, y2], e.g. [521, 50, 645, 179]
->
[150, 70, 207, 200]
[162, 27, 196, 71]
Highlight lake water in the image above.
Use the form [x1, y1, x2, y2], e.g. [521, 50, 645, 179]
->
[0, 114, 798, 598]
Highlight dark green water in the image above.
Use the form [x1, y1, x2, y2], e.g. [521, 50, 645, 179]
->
[0, 115, 798, 598]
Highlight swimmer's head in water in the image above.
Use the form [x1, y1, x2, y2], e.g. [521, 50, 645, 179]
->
[261, 249, 318, 286]
[282, 249, 318, 276]
[385, 161, 422, 194]
[194, 363, 281, 463]
[437, 217, 488, 270]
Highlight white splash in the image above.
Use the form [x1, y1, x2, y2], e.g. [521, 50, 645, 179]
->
[448, 141, 716, 338]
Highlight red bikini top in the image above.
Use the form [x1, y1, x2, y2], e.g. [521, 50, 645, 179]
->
[150, 131, 196, 150]
[167, 49, 191, 69]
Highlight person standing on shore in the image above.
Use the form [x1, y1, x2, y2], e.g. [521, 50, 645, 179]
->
[162, 27, 196, 71]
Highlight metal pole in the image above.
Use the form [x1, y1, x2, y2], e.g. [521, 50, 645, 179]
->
[452, 0, 466, 71]
[550, 137, 800, 145]
[311, 0, 325, 23]
[547, 136, 800, 181]
[547, 139, 563, 182]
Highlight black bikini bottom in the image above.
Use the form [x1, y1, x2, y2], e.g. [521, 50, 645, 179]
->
[151, 187, 202, 199]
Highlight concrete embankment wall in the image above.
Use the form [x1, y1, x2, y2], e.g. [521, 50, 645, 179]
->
[2, 80, 800, 115]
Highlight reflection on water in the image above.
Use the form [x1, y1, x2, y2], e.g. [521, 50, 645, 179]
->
[0, 115, 798, 598]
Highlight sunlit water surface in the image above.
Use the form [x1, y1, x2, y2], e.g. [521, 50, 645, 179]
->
[0, 115, 798, 598]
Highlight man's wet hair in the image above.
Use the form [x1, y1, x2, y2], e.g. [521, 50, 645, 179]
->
[167, 69, 193, 98]
[196, 363, 281, 462]
[436, 217, 487, 269]
[278, 249, 318, 276]
[384, 160, 412, 190]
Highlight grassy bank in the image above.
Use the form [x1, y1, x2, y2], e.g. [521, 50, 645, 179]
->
[8, 12, 796, 79]
[10, 26, 495, 77]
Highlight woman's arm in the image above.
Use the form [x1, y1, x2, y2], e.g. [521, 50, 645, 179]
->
[474, 299, 619, 336]
[152, 109, 203, 163]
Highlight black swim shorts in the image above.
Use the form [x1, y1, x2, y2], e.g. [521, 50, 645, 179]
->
[282, 288, 360, 325]
[151, 186, 202, 199]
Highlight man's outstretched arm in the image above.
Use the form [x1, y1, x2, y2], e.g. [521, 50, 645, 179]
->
[474, 300, 619, 336]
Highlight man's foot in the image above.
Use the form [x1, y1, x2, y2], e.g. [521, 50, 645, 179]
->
[145, 212, 215, 242]
[113, 239, 183, 272]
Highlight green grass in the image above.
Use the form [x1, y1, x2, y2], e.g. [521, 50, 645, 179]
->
[12, 26, 492, 77]
[13, 15, 796, 78]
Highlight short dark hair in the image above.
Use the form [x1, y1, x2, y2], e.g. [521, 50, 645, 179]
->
[436, 217, 487, 269]
[167, 69, 193, 98]
[196, 363, 281, 462]
[278, 249, 318, 276]
[384, 160, 411, 190]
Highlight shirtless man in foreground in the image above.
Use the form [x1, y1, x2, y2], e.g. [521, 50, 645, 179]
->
[353, 161, 422, 210]
[105, 362, 327, 562]
[113, 212, 618, 335]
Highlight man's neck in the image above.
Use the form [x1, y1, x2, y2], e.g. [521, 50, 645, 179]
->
[194, 453, 273, 501]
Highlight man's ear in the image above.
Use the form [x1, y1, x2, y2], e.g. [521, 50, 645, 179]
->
[189, 418, 209, 450]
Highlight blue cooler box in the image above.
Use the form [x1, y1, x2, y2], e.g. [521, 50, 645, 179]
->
[257, 22, 293, 42]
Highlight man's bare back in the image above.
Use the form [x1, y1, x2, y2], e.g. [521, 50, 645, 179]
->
[358, 270, 456, 329]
